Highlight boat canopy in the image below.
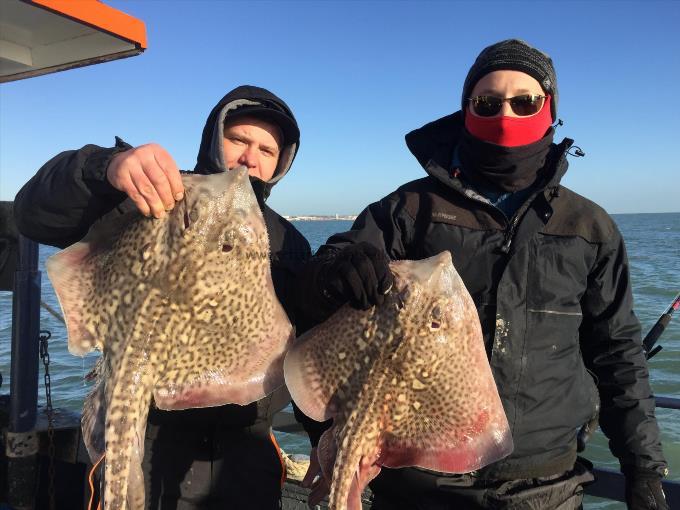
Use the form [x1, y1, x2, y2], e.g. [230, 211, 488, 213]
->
[0, 0, 146, 83]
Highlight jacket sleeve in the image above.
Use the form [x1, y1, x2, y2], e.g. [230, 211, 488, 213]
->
[296, 193, 415, 325]
[579, 228, 667, 477]
[13, 137, 131, 248]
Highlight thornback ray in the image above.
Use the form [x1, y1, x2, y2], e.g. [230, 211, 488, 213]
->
[46, 167, 293, 510]
[285, 251, 512, 510]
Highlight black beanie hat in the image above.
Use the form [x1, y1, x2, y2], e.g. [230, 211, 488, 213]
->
[462, 39, 558, 121]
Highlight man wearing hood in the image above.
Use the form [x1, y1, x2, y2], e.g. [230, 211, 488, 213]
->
[14, 85, 311, 509]
[297, 40, 668, 509]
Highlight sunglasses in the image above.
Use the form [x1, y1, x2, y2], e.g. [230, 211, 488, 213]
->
[467, 94, 547, 117]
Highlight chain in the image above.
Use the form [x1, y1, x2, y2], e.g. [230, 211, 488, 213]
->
[39, 330, 56, 510]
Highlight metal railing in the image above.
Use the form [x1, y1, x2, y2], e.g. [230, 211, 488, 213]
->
[581, 395, 679, 506]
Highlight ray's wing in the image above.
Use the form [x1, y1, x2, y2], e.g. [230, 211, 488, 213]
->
[284, 303, 384, 422]
[152, 317, 293, 409]
[375, 259, 512, 473]
[377, 306, 511, 473]
[46, 208, 140, 356]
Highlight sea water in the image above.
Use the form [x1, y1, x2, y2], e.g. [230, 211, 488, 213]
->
[1, 213, 678, 510]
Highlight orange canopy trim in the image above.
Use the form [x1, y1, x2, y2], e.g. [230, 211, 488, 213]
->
[1, 0, 147, 82]
[28, 0, 147, 48]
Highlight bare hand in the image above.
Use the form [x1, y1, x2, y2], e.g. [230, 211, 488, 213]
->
[106, 143, 184, 218]
[302, 447, 330, 508]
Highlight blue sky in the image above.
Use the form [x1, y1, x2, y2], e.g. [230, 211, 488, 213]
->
[1, 0, 678, 215]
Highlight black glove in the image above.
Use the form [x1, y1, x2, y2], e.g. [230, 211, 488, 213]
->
[322, 242, 393, 310]
[624, 467, 668, 510]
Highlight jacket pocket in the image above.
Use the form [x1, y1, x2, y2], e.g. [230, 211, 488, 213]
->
[528, 234, 597, 313]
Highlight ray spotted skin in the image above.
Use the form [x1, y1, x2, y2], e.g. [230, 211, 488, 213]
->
[285, 252, 512, 510]
[47, 167, 293, 510]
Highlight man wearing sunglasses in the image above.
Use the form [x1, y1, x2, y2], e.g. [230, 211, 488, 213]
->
[297, 39, 668, 509]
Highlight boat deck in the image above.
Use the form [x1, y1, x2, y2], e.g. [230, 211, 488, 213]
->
[1, 398, 678, 509]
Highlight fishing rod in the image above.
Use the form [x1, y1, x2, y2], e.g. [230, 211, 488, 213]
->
[643, 291, 680, 360]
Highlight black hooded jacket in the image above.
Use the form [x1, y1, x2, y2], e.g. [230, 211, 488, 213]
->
[299, 111, 667, 480]
[13, 85, 312, 431]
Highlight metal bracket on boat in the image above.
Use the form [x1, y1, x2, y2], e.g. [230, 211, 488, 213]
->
[4, 430, 39, 458]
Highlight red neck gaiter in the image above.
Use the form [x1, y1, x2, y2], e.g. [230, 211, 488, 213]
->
[464, 95, 552, 147]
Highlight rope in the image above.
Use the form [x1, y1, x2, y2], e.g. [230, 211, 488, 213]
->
[280, 449, 311, 482]
[40, 300, 65, 324]
[88, 453, 105, 510]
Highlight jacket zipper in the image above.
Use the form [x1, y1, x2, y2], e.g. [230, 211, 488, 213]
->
[500, 214, 521, 253]
[498, 148, 569, 254]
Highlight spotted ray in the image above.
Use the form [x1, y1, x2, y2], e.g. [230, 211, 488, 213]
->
[46, 167, 293, 510]
[285, 251, 512, 510]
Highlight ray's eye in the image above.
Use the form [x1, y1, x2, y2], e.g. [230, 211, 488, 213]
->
[430, 305, 442, 329]
[141, 243, 153, 261]
[222, 244, 233, 253]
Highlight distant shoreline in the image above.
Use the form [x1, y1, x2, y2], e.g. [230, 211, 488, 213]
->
[285, 215, 357, 221]
[284, 212, 680, 221]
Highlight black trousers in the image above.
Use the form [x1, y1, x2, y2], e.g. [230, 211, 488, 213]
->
[141, 420, 284, 510]
[369, 459, 594, 510]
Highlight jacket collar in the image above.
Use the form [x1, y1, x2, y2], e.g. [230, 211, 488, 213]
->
[404, 111, 573, 197]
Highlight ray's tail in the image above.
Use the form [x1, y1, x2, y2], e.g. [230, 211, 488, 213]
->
[102, 359, 153, 510]
[328, 433, 363, 510]
[328, 407, 377, 510]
